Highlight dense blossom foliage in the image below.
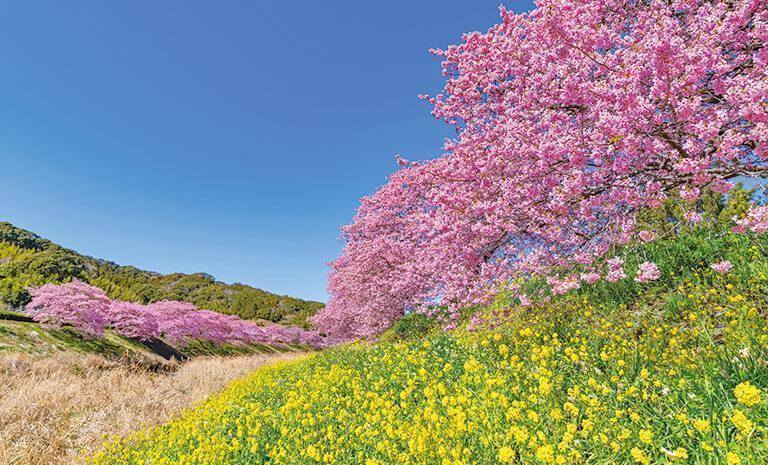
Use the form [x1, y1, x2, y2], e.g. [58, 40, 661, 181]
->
[107, 301, 160, 341]
[314, 0, 768, 340]
[91, 246, 768, 464]
[26, 281, 326, 347]
[634, 262, 661, 283]
[27, 281, 112, 337]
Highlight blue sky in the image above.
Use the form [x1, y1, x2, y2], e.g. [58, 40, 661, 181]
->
[0, 1, 535, 301]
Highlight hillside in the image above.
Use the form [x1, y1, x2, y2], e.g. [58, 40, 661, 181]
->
[0, 309, 302, 362]
[0, 222, 323, 328]
[91, 229, 768, 464]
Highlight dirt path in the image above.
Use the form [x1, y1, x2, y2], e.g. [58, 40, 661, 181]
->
[0, 351, 307, 465]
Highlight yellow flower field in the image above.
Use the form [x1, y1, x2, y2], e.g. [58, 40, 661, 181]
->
[91, 247, 768, 464]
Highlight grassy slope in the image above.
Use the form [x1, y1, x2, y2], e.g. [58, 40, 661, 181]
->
[0, 221, 323, 327]
[0, 318, 163, 361]
[0, 312, 306, 365]
[92, 230, 768, 464]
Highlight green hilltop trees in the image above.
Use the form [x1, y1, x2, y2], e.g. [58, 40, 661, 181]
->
[0, 222, 323, 328]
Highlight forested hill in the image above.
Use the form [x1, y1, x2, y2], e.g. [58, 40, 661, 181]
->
[0, 222, 323, 328]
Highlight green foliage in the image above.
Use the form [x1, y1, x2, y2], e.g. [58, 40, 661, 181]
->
[0, 278, 31, 308]
[0, 222, 324, 326]
[503, 185, 763, 311]
[381, 312, 436, 342]
[577, 231, 766, 310]
[495, 227, 768, 324]
[583, 186, 762, 309]
[636, 183, 754, 235]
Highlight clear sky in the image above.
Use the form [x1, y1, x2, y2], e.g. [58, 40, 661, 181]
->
[0, 1, 536, 302]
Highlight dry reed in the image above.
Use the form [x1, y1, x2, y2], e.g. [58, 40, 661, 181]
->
[0, 351, 306, 464]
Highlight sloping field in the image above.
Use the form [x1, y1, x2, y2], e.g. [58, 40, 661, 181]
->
[90, 233, 768, 464]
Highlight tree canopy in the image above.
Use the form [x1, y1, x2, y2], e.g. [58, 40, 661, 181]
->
[313, 0, 768, 340]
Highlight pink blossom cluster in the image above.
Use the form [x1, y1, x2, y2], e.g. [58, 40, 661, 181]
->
[711, 260, 734, 274]
[685, 211, 704, 224]
[605, 258, 628, 283]
[580, 272, 602, 285]
[547, 275, 580, 295]
[26, 281, 111, 337]
[27, 281, 327, 347]
[635, 262, 662, 283]
[733, 205, 768, 233]
[313, 0, 768, 341]
[680, 187, 700, 202]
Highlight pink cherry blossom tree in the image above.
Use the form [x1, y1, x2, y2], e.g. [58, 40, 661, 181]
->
[314, 0, 768, 340]
[147, 300, 208, 344]
[107, 300, 159, 341]
[27, 280, 111, 337]
[26, 283, 327, 347]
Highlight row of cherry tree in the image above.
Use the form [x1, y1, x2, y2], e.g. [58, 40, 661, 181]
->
[27, 281, 328, 347]
[312, 0, 768, 341]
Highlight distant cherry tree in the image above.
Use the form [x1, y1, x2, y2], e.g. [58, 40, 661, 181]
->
[27, 281, 111, 336]
[107, 300, 159, 341]
[314, 0, 768, 340]
[147, 300, 208, 344]
[27, 281, 327, 347]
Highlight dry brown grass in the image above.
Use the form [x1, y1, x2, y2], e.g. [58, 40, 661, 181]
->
[0, 350, 307, 465]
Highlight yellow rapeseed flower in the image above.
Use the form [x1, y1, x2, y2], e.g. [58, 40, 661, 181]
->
[630, 447, 650, 465]
[731, 410, 754, 435]
[670, 447, 688, 460]
[536, 444, 555, 464]
[734, 381, 761, 407]
[498, 446, 516, 463]
[693, 419, 711, 433]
